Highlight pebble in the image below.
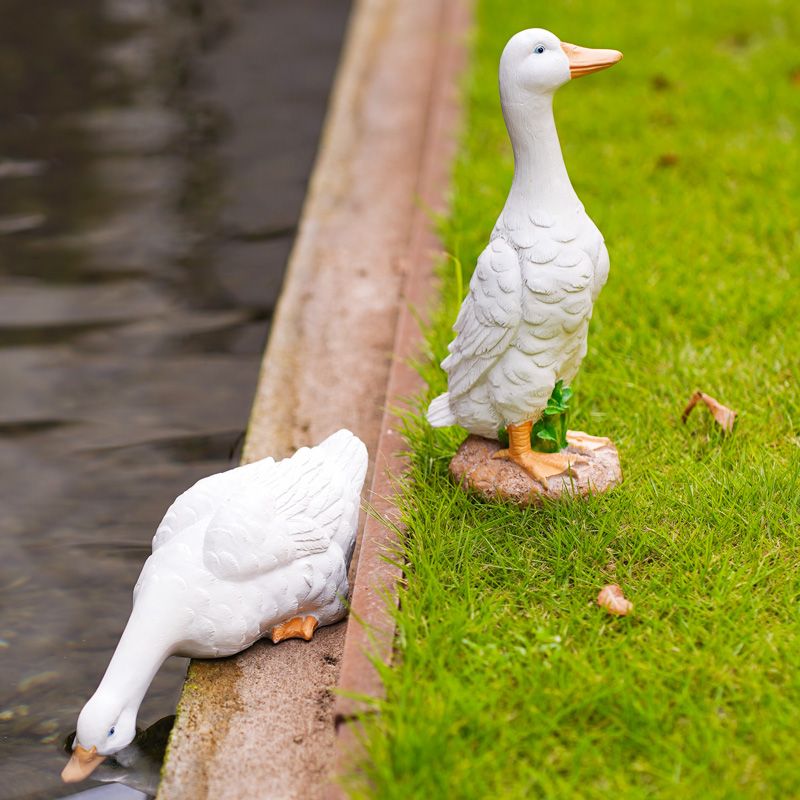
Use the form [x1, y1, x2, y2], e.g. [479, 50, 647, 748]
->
[17, 670, 60, 693]
[0, 705, 30, 721]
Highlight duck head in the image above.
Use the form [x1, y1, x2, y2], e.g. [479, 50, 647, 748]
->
[499, 28, 622, 101]
[63, 715, 175, 795]
[62, 692, 137, 783]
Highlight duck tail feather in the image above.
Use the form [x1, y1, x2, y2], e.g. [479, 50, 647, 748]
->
[317, 429, 369, 494]
[427, 393, 457, 428]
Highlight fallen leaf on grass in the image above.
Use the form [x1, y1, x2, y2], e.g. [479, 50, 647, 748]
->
[597, 584, 633, 616]
[681, 390, 737, 433]
[650, 74, 673, 92]
[656, 152, 680, 168]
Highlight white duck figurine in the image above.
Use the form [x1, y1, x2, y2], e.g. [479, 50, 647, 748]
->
[62, 429, 367, 783]
[427, 29, 622, 485]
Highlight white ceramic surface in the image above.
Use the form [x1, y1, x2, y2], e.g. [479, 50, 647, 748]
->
[64, 430, 367, 774]
[428, 29, 621, 438]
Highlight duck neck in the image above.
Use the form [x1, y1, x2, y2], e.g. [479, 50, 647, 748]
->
[502, 92, 580, 217]
[94, 600, 172, 720]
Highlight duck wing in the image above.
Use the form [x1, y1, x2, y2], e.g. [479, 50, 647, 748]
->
[512, 221, 599, 374]
[152, 458, 275, 551]
[442, 237, 522, 399]
[592, 240, 610, 302]
[201, 437, 358, 581]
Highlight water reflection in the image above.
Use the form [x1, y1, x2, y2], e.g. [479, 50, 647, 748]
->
[63, 717, 174, 798]
[0, 0, 350, 798]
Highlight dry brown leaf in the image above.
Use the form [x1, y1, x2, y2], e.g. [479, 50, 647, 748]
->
[681, 390, 737, 433]
[597, 584, 633, 616]
[656, 152, 680, 168]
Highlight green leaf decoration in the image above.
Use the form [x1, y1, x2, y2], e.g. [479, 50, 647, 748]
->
[498, 381, 573, 453]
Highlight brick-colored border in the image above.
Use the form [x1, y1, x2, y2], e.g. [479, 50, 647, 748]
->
[328, 2, 469, 792]
[158, 2, 469, 798]
[334, 0, 470, 722]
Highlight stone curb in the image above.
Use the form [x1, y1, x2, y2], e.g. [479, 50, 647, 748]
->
[333, 0, 469, 728]
[328, 1, 469, 791]
[157, 1, 469, 798]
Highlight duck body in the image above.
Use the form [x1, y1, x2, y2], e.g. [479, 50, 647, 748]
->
[135, 428, 364, 657]
[63, 429, 367, 783]
[135, 518, 349, 660]
[436, 204, 608, 439]
[427, 28, 621, 484]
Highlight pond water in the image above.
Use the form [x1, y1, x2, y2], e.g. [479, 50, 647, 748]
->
[0, 1, 350, 797]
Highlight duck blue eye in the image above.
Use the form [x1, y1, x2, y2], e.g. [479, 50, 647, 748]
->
[108, 727, 115, 737]
[534, 45, 545, 54]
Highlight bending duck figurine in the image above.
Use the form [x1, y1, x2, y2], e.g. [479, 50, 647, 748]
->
[428, 29, 622, 485]
[62, 429, 368, 783]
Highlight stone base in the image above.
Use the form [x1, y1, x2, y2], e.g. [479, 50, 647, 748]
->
[449, 434, 623, 506]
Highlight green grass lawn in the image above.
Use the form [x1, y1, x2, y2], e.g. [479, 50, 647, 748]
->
[350, 1, 800, 797]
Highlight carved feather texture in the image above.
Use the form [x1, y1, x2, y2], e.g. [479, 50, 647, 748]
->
[127, 430, 368, 661]
[425, 25, 617, 442]
[202, 435, 364, 581]
[438, 213, 607, 437]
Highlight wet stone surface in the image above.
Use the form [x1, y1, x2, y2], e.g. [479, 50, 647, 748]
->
[0, 1, 349, 798]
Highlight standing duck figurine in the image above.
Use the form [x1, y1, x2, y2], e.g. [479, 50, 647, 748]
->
[428, 29, 622, 489]
[62, 430, 367, 784]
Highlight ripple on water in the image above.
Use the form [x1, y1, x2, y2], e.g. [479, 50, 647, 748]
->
[0, 0, 351, 797]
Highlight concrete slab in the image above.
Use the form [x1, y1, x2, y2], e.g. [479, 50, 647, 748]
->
[333, 0, 471, 725]
[157, 1, 469, 798]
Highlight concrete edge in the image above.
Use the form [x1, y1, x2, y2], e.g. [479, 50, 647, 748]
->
[333, 0, 471, 722]
[328, 0, 470, 793]
[158, 1, 471, 797]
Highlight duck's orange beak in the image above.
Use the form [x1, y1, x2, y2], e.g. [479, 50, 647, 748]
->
[560, 42, 623, 78]
[61, 744, 106, 783]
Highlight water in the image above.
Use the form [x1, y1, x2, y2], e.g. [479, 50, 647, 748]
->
[62, 717, 173, 797]
[0, 1, 350, 797]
